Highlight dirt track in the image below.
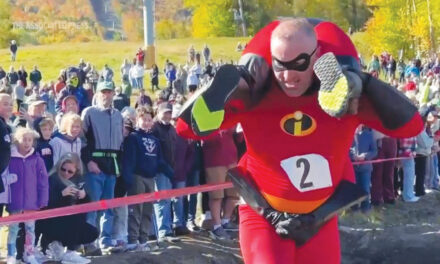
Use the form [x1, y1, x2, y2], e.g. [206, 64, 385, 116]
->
[90, 192, 440, 264]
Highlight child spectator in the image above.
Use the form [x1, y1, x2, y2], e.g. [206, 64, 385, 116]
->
[50, 113, 82, 164]
[152, 103, 179, 243]
[55, 95, 79, 128]
[35, 118, 55, 172]
[7, 127, 49, 264]
[122, 106, 173, 251]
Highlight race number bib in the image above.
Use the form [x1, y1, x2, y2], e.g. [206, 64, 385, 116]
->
[280, 154, 333, 192]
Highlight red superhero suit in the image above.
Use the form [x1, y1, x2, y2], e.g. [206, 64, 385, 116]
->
[177, 19, 423, 264]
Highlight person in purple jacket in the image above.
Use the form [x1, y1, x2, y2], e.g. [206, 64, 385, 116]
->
[7, 127, 49, 264]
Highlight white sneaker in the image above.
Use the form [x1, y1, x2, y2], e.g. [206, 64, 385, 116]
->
[6, 256, 16, 264]
[48, 241, 65, 261]
[404, 196, 420, 203]
[61, 251, 91, 264]
[23, 253, 39, 264]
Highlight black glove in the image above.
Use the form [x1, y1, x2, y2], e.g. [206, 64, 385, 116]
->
[263, 208, 320, 244]
[229, 167, 367, 246]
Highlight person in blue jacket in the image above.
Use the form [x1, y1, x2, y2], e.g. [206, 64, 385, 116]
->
[350, 125, 378, 212]
[122, 106, 173, 251]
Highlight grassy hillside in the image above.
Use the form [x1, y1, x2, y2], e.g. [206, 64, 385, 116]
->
[0, 37, 249, 86]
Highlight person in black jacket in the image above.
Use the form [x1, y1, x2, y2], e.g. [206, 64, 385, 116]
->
[112, 87, 130, 112]
[10, 40, 17, 61]
[37, 153, 97, 263]
[18, 65, 28, 88]
[0, 94, 13, 196]
[6, 66, 19, 86]
[150, 64, 159, 92]
[152, 103, 179, 243]
[29, 65, 42, 90]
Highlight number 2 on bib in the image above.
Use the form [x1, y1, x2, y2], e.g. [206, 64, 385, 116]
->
[280, 154, 333, 192]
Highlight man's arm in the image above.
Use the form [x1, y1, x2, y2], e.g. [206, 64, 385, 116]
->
[80, 108, 93, 165]
[357, 90, 423, 139]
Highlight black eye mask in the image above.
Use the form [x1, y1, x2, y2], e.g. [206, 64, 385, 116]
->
[272, 46, 318, 72]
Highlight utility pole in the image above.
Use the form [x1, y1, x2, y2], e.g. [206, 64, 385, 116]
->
[143, 0, 155, 68]
[238, 0, 247, 37]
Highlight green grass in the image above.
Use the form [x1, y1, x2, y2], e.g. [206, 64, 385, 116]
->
[0, 37, 250, 87]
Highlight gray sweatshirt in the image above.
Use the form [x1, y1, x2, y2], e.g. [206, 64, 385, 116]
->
[81, 105, 123, 175]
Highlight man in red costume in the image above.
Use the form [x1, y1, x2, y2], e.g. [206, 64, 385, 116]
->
[176, 18, 423, 263]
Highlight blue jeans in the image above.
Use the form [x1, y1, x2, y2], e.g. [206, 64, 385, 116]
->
[432, 155, 439, 189]
[355, 169, 372, 211]
[7, 212, 35, 257]
[172, 181, 186, 227]
[112, 204, 128, 243]
[153, 173, 172, 238]
[402, 158, 417, 201]
[136, 77, 144, 90]
[185, 169, 200, 222]
[130, 77, 137, 89]
[85, 172, 116, 247]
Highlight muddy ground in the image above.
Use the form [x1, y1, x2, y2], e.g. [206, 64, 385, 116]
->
[87, 191, 440, 264]
[2, 192, 440, 264]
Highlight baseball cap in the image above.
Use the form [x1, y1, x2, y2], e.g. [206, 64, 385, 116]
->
[29, 100, 47, 108]
[96, 81, 115, 92]
[157, 102, 172, 115]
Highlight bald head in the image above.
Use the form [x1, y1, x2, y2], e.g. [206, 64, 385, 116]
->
[270, 18, 320, 97]
[271, 18, 316, 43]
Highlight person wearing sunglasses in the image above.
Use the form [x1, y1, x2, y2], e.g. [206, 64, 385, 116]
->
[36, 153, 97, 264]
[176, 18, 423, 264]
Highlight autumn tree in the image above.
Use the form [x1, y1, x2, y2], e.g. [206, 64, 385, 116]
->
[364, 0, 440, 59]
[184, 0, 236, 37]
[0, 1, 16, 48]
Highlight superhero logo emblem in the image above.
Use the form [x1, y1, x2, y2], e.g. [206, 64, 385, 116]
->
[280, 111, 317, 137]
